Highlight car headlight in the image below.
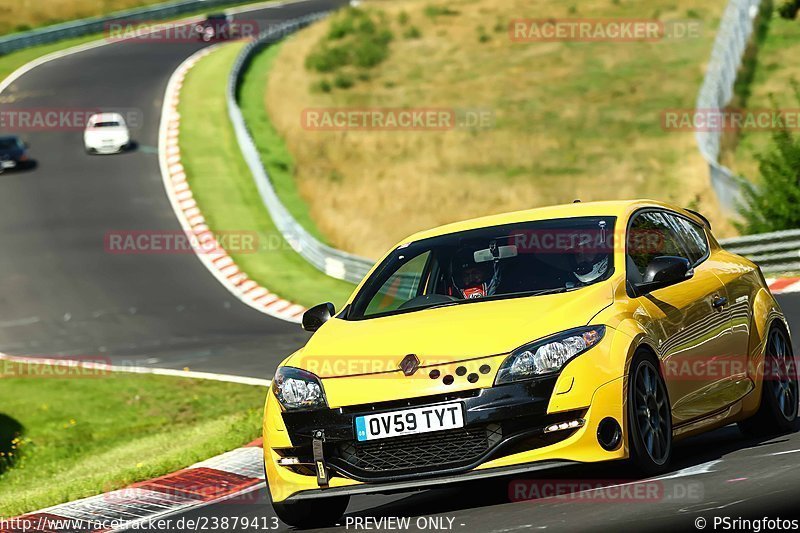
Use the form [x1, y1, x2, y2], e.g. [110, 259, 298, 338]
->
[273, 366, 327, 411]
[495, 326, 606, 385]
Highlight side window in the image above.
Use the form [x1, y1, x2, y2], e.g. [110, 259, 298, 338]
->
[364, 251, 431, 316]
[668, 215, 709, 265]
[627, 211, 689, 280]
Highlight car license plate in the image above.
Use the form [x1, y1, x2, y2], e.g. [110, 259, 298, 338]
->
[355, 403, 464, 442]
[1, 160, 15, 168]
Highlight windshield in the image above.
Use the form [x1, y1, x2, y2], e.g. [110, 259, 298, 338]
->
[93, 121, 121, 128]
[0, 138, 20, 150]
[347, 216, 616, 320]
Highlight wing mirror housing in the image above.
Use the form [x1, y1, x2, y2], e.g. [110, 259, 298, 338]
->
[631, 256, 693, 297]
[302, 302, 335, 332]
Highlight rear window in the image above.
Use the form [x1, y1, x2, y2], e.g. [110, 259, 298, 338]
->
[94, 121, 121, 128]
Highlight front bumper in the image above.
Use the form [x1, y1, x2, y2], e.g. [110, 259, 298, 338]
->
[283, 377, 582, 481]
[86, 138, 128, 153]
[265, 375, 627, 502]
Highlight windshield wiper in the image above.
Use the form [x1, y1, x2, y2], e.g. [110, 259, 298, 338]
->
[526, 286, 579, 296]
[423, 301, 464, 311]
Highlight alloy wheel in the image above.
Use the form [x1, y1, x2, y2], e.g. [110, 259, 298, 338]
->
[766, 328, 798, 422]
[633, 360, 670, 465]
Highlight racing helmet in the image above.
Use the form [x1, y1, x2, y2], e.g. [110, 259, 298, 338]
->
[572, 230, 610, 284]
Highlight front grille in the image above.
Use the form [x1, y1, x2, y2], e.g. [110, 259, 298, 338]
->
[334, 423, 502, 476]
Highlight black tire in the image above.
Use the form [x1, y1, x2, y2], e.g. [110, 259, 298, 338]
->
[738, 325, 800, 436]
[268, 484, 349, 529]
[627, 350, 672, 475]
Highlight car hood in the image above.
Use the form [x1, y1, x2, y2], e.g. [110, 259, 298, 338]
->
[288, 282, 614, 378]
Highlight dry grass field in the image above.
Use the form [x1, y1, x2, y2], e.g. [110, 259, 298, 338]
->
[0, 0, 172, 34]
[264, 0, 732, 259]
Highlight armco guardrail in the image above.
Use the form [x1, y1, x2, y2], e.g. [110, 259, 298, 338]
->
[720, 230, 800, 273]
[227, 12, 376, 285]
[0, 0, 251, 56]
[694, 0, 761, 214]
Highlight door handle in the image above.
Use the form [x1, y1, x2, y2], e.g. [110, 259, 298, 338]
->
[712, 295, 728, 309]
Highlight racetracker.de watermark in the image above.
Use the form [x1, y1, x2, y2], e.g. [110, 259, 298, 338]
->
[0, 108, 142, 131]
[511, 228, 665, 254]
[101, 483, 262, 505]
[509, 479, 704, 503]
[509, 18, 702, 42]
[0, 356, 112, 378]
[662, 355, 798, 382]
[103, 230, 293, 255]
[662, 109, 800, 132]
[298, 355, 504, 377]
[301, 107, 495, 131]
[104, 19, 261, 42]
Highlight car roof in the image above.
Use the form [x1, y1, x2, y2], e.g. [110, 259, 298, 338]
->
[0, 135, 20, 142]
[400, 199, 707, 244]
[88, 112, 124, 124]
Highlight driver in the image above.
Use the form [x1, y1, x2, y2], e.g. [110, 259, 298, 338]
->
[570, 236, 610, 284]
[449, 247, 500, 299]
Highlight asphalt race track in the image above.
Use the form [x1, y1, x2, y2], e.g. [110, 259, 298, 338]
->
[0, 0, 348, 378]
[3, 0, 800, 530]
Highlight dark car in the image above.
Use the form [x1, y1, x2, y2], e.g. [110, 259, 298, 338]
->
[194, 13, 237, 42]
[0, 136, 32, 172]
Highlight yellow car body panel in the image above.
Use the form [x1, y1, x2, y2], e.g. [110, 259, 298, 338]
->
[263, 199, 789, 503]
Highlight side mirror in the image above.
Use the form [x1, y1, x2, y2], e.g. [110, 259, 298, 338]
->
[302, 302, 335, 332]
[632, 256, 692, 296]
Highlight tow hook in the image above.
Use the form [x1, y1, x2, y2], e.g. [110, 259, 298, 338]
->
[312, 429, 329, 487]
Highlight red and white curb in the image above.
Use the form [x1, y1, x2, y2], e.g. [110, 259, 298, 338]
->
[766, 277, 800, 294]
[158, 47, 305, 324]
[1, 441, 266, 532]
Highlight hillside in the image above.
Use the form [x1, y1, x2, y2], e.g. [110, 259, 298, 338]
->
[263, 0, 730, 258]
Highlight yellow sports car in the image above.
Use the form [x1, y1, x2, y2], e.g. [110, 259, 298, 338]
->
[263, 200, 798, 527]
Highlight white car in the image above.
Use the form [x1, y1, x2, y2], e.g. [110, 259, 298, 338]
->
[84, 113, 130, 154]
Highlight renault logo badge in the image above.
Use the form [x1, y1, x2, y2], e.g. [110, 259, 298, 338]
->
[399, 354, 420, 376]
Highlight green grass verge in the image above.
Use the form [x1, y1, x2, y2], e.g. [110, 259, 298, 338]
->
[178, 42, 356, 309]
[0, 361, 266, 518]
[239, 42, 330, 243]
[722, 7, 800, 181]
[0, 35, 103, 83]
[729, 10, 800, 180]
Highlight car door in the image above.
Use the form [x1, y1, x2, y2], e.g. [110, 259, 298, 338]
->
[674, 216, 754, 404]
[627, 209, 732, 424]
